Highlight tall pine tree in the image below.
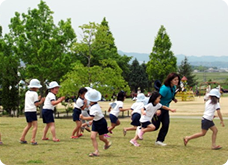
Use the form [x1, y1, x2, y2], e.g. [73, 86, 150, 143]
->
[146, 25, 177, 83]
[178, 56, 197, 88]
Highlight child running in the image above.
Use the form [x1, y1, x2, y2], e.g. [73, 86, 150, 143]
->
[108, 91, 130, 133]
[42, 81, 65, 142]
[71, 87, 88, 139]
[130, 92, 176, 147]
[183, 89, 225, 150]
[80, 89, 111, 157]
[20, 79, 45, 145]
[123, 93, 146, 136]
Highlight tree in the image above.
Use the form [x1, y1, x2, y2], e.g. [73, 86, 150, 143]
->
[72, 18, 131, 83]
[0, 27, 20, 115]
[59, 60, 130, 101]
[146, 25, 177, 84]
[8, 0, 76, 97]
[178, 56, 197, 87]
[128, 58, 149, 93]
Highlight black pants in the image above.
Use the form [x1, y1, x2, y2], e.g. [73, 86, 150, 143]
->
[152, 108, 170, 142]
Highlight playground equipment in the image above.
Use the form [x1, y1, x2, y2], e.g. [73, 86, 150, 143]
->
[175, 76, 195, 101]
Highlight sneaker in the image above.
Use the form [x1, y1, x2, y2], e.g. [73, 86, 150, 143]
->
[136, 126, 141, 136]
[78, 133, 83, 137]
[155, 141, 167, 146]
[71, 136, 78, 139]
[104, 141, 112, 150]
[104, 134, 111, 138]
[130, 139, 140, 147]
[138, 129, 144, 140]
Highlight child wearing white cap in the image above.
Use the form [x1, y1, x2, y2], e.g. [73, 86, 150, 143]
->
[80, 89, 111, 157]
[20, 79, 45, 145]
[123, 93, 146, 136]
[42, 81, 65, 142]
[183, 89, 225, 150]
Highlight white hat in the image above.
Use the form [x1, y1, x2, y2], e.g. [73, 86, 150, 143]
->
[136, 93, 145, 102]
[48, 81, 60, 89]
[85, 89, 101, 102]
[28, 79, 42, 88]
[85, 87, 92, 91]
[209, 89, 220, 98]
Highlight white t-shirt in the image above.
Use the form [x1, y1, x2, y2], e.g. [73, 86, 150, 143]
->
[24, 90, 39, 112]
[131, 102, 144, 114]
[140, 103, 162, 123]
[43, 92, 56, 110]
[110, 101, 123, 117]
[203, 100, 220, 121]
[74, 97, 84, 109]
[89, 103, 104, 121]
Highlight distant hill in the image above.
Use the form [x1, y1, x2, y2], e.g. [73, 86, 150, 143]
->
[118, 50, 228, 68]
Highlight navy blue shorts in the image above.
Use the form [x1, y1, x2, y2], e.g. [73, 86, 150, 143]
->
[109, 114, 118, 124]
[92, 118, 108, 135]
[42, 109, 54, 123]
[25, 112, 37, 123]
[131, 113, 141, 126]
[201, 118, 215, 130]
[73, 108, 81, 121]
[141, 121, 151, 128]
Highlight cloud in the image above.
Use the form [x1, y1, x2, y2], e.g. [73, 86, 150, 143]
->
[0, 0, 6, 6]
[222, 0, 228, 6]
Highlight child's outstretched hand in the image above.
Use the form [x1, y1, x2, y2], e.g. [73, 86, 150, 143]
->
[156, 110, 161, 116]
[220, 121, 225, 127]
[40, 97, 45, 103]
[79, 114, 84, 119]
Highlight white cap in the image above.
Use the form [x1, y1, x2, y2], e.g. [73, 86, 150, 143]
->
[209, 89, 220, 98]
[48, 81, 60, 89]
[136, 93, 145, 102]
[85, 87, 92, 91]
[28, 79, 42, 88]
[85, 89, 101, 102]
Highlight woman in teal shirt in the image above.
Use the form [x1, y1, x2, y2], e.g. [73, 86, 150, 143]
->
[152, 73, 180, 146]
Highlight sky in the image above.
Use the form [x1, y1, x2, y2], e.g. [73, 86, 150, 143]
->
[0, 0, 228, 56]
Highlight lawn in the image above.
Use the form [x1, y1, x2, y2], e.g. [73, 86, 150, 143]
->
[0, 115, 228, 165]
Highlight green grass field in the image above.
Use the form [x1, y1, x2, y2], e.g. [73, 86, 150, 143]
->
[1, 116, 228, 165]
[193, 72, 228, 84]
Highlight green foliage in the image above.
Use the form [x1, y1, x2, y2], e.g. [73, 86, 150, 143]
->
[146, 25, 177, 83]
[8, 0, 76, 97]
[59, 60, 130, 101]
[128, 58, 149, 92]
[178, 56, 197, 87]
[0, 31, 20, 114]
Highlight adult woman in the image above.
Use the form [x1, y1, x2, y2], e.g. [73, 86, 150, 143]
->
[152, 72, 180, 146]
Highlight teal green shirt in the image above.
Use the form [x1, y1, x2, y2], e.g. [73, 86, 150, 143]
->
[159, 85, 176, 107]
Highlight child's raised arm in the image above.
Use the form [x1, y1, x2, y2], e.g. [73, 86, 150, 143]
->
[119, 107, 131, 112]
[51, 96, 65, 106]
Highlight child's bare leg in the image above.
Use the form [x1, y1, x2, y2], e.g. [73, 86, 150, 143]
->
[142, 124, 155, 133]
[72, 121, 82, 136]
[31, 121, 38, 142]
[108, 120, 120, 132]
[20, 123, 32, 141]
[42, 124, 50, 139]
[91, 132, 99, 155]
[48, 122, 57, 140]
[124, 126, 137, 131]
[184, 129, 207, 145]
[210, 126, 218, 148]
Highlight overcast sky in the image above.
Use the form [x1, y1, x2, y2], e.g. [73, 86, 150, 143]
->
[0, 0, 228, 56]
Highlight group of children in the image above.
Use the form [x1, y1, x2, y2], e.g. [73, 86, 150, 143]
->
[0, 78, 225, 155]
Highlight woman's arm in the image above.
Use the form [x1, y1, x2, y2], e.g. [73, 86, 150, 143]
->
[161, 105, 176, 112]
